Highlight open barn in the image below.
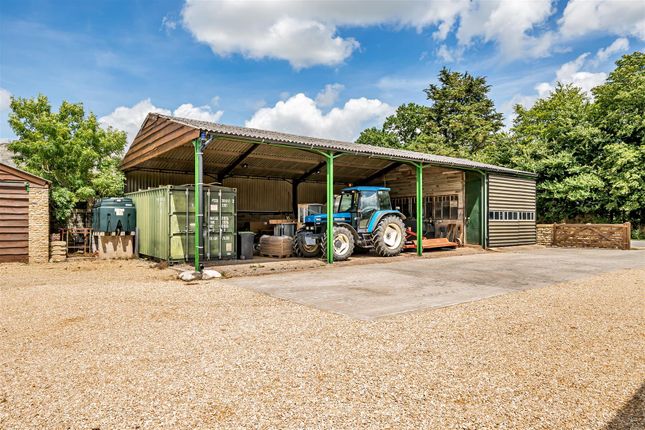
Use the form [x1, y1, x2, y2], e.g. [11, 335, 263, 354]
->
[121, 114, 537, 264]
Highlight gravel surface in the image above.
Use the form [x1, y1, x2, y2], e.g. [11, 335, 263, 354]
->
[1, 259, 644, 429]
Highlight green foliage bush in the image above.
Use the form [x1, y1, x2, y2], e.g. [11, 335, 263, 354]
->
[8, 95, 127, 226]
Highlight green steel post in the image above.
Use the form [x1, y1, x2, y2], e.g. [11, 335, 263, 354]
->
[326, 153, 334, 264]
[193, 139, 200, 272]
[416, 163, 423, 256]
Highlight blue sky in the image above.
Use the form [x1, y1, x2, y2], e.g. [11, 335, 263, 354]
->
[1, 0, 643, 144]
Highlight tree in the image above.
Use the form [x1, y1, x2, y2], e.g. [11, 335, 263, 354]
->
[482, 84, 605, 222]
[356, 103, 429, 148]
[8, 95, 127, 225]
[482, 52, 644, 232]
[592, 52, 645, 228]
[424, 68, 504, 156]
[356, 68, 503, 158]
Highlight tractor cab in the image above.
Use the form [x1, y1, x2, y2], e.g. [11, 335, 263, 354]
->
[296, 186, 406, 261]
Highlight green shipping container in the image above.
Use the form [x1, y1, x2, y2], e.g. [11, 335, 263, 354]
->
[127, 185, 237, 262]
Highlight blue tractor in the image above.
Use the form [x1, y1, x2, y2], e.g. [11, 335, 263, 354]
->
[293, 186, 406, 261]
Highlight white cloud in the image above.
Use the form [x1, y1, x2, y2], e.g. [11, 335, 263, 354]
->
[500, 93, 538, 126]
[0, 87, 12, 111]
[553, 53, 607, 94]
[595, 37, 630, 62]
[245, 93, 393, 141]
[173, 103, 224, 123]
[517, 52, 607, 106]
[437, 45, 455, 62]
[504, 47, 614, 122]
[181, 0, 560, 68]
[535, 82, 554, 98]
[99, 98, 223, 144]
[315, 83, 344, 107]
[560, 0, 645, 40]
[161, 16, 177, 32]
[376, 76, 428, 91]
[457, 0, 555, 59]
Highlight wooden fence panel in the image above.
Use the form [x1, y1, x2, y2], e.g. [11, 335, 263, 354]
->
[552, 223, 631, 250]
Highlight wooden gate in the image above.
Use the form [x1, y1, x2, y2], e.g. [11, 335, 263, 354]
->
[0, 181, 29, 263]
[552, 223, 631, 250]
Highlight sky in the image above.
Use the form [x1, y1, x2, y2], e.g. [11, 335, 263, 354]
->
[0, 0, 643, 146]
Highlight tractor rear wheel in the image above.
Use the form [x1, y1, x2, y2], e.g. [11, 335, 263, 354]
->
[373, 215, 405, 257]
[321, 226, 355, 261]
[293, 230, 321, 257]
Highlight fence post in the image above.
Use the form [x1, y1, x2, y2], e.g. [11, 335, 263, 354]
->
[624, 222, 631, 250]
[551, 223, 557, 247]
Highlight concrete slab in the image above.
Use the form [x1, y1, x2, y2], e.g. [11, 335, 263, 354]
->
[632, 240, 645, 249]
[226, 248, 645, 320]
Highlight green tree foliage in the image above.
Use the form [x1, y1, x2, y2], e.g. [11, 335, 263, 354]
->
[592, 52, 645, 226]
[483, 52, 644, 229]
[423, 68, 504, 155]
[8, 95, 127, 225]
[356, 103, 429, 148]
[481, 84, 606, 221]
[357, 68, 503, 158]
[357, 52, 643, 232]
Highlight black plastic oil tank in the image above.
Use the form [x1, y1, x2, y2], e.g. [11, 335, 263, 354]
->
[92, 197, 136, 233]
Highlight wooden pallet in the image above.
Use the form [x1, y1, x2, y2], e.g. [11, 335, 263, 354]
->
[260, 253, 291, 259]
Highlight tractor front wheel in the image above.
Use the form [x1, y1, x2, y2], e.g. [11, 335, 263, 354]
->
[293, 230, 321, 258]
[373, 215, 405, 257]
[321, 226, 355, 261]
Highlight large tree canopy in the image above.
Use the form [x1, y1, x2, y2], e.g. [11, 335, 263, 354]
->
[357, 68, 503, 158]
[8, 95, 127, 225]
[482, 52, 644, 230]
[358, 52, 644, 235]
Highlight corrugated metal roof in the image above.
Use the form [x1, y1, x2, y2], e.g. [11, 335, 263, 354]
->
[156, 113, 536, 177]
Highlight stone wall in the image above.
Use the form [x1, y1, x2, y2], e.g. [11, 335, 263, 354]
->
[28, 185, 49, 263]
[536, 224, 554, 246]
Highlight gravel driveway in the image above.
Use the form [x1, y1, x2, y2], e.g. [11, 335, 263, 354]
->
[1, 259, 644, 429]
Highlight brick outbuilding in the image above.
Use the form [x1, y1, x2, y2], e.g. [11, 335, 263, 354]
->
[0, 162, 50, 263]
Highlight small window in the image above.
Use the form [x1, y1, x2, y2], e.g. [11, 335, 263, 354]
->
[434, 197, 442, 219]
[425, 197, 433, 220]
[338, 192, 355, 212]
[442, 197, 450, 219]
[377, 191, 392, 210]
[449, 195, 459, 219]
[513, 212, 518, 220]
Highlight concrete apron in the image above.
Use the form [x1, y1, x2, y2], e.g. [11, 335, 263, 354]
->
[226, 248, 645, 320]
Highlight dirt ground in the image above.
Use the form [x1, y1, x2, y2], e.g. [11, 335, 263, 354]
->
[193, 245, 484, 278]
[1, 259, 644, 429]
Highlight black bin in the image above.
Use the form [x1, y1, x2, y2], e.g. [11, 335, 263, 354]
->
[238, 232, 255, 260]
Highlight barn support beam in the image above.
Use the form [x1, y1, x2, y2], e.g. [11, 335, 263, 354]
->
[358, 162, 402, 185]
[415, 163, 424, 256]
[297, 160, 326, 183]
[193, 132, 213, 273]
[292, 180, 299, 218]
[218, 143, 259, 182]
[325, 153, 334, 264]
